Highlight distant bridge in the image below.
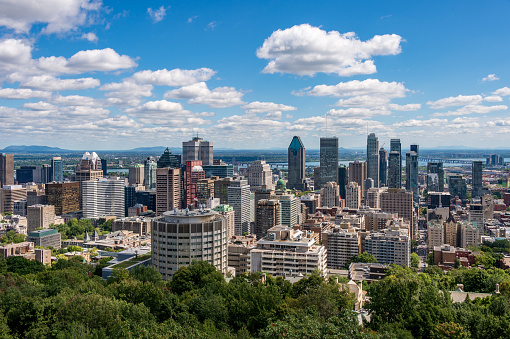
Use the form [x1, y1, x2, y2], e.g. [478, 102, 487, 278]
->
[419, 158, 473, 164]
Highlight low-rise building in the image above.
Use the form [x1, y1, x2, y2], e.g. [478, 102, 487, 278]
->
[112, 217, 151, 235]
[26, 228, 62, 249]
[228, 234, 257, 275]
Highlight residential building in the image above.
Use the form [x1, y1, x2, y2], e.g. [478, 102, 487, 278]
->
[272, 193, 300, 228]
[0, 153, 14, 188]
[26, 228, 61, 249]
[27, 204, 55, 234]
[345, 182, 361, 209]
[348, 161, 367, 195]
[228, 235, 257, 275]
[460, 222, 481, 248]
[379, 147, 387, 187]
[213, 204, 236, 239]
[144, 156, 157, 189]
[320, 137, 338, 188]
[228, 179, 251, 235]
[287, 136, 306, 190]
[380, 188, 414, 226]
[45, 182, 80, 215]
[321, 181, 340, 208]
[182, 136, 213, 166]
[366, 187, 385, 209]
[82, 179, 125, 219]
[362, 211, 398, 232]
[156, 167, 181, 216]
[255, 199, 281, 238]
[427, 221, 445, 250]
[406, 148, 419, 202]
[322, 225, 361, 269]
[300, 193, 321, 215]
[364, 227, 411, 267]
[75, 152, 103, 208]
[366, 133, 379, 187]
[388, 139, 402, 189]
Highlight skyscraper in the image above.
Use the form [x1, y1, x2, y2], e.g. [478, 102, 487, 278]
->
[157, 148, 181, 169]
[185, 160, 205, 208]
[472, 160, 483, 198]
[287, 136, 306, 190]
[144, 156, 157, 189]
[248, 160, 274, 190]
[348, 160, 367, 194]
[52, 157, 63, 182]
[0, 154, 14, 188]
[320, 137, 338, 188]
[338, 165, 348, 200]
[82, 178, 125, 219]
[101, 158, 108, 177]
[182, 136, 213, 166]
[427, 162, 444, 192]
[405, 147, 419, 202]
[388, 139, 402, 189]
[255, 199, 281, 239]
[156, 167, 181, 216]
[379, 147, 387, 187]
[228, 179, 251, 235]
[366, 133, 379, 187]
[128, 164, 145, 186]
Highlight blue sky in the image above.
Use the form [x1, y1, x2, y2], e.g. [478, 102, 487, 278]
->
[1, 0, 510, 150]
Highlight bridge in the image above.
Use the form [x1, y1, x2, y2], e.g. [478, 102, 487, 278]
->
[419, 158, 474, 164]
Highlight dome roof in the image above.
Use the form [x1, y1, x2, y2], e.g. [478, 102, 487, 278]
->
[277, 178, 285, 185]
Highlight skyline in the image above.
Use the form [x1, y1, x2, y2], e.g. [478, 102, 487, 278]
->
[1, 1, 510, 150]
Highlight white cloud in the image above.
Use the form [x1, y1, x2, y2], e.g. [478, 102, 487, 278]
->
[100, 80, 153, 106]
[0, 87, 51, 99]
[493, 87, 510, 96]
[334, 95, 390, 107]
[482, 74, 499, 82]
[80, 32, 98, 43]
[22, 101, 56, 110]
[242, 101, 297, 114]
[431, 104, 508, 117]
[0, 0, 102, 34]
[327, 107, 390, 118]
[0, 39, 33, 72]
[164, 82, 244, 108]
[296, 79, 407, 98]
[426, 95, 483, 109]
[125, 100, 188, 114]
[256, 24, 402, 76]
[449, 117, 480, 128]
[19, 75, 100, 91]
[483, 95, 503, 102]
[387, 103, 421, 111]
[187, 16, 198, 23]
[132, 68, 216, 86]
[147, 6, 167, 23]
[51, 94, 102, 106]
[393, 118, 447, 128]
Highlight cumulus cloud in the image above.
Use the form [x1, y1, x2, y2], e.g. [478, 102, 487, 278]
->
[483, 95, 503, 102]
[242, 101, 297, 115]
[0, 88, 51, 99]
[125, 100, 212, 126]
[125, 100, 189, 114]
[327, 107, 390, 118]
[290, 115, 384, 131]
[493, 87, 510, 96]
[334, 95, 390, 107]
[426, 95, 483, 109]
[256, 24, 402, 76]
[50, 94, 102, 106]
[22, 101, 56, 111]
[296, 79, 407, 98]
[387, 103, 421, 111]
[132, 68, 216, 86]
[431, 104, 508, 117]
[147, 6, 167, 23]
[393, 118, 447, 128]
[100, 80, 153, 107]
[80, 32, 98, 43]
[18, 75, 100, 91]
[0, 0, 102, 34]
[482, 74, 499, 82]
[164, 82, 244, 108]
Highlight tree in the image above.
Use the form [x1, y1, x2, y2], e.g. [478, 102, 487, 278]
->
[426, 253, 434, 265]
[5, 256, 45, 275]
[66, 245, 83, 252]
[454, 258, 461, 269]
[130, 265, 164, 285]
[411, 253, 420, 268]
[0, 231, 25, 245]
[108, 267, 129, 284]
[170, 261, 224, 295]
[344, 251, 378, 268]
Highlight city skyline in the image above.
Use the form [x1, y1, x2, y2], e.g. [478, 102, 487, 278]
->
[1, 1, 510, 150]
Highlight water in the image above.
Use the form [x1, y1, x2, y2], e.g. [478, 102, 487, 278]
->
[107, 168, 129, 174]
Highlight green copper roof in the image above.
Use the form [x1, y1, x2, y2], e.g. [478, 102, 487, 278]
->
[213, 205, 234, 212]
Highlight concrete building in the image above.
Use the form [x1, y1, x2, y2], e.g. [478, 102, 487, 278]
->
[379, 147, 387, 187]
[0, 153, 14, 188]
[26, 228, 61, 249]
[406, 148, 419, 202]
[248, 160, 274, 190]
[361, 211, 398, 232]
[448, 175, 467, 201]
[27, 189, 45, 206]
[320, 137, 338, 189]
[427, 162, 444, 193]
[184, 161, 205, 208]
[427, 221, 445, 250]
[472, 160, 483, 198]
[387, 139, 402, 189]
[321, 181, 340, 208]
[228, 179, 251, 235]
[45, 182, 80, 215]
[152, 209, 228, 280]
[82, 179, 125, 219]
[213, 204, 236, 239]
[366, 187, 385, 209]
[157, 148, 181, 169]
[249, 226, 327, 277]
[428, 192, 451, 209]
[228, 235, 257, 275]
[272, 193, 300, 228]
[345, 182, 361, 209]
[366, 133, 379, 187]
[255, 199, 281, 239]
[156, 167, 181, 216]
[182, 136, 213, 166]
[348, 161, 367, 195]
[364, 227, 411, 267]
[460, 222, 481, 248]
[144, 156, 157, 189]
[27, 204, 55, 234]
[128, 164, 145, 186]
[0, 185, 27, 214]
[196, 178, 215, 205]
[287, 136, 306, 191]
[214, 177, 232, 204]
[13, 199, 27, 216]
[300, 193, 321, 215]
[322, 225, 361, 269]
[112, 217, 151, 235]
[380, 188, 414, 232]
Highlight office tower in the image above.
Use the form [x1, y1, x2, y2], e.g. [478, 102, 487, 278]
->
[320, 137, 338, 188]
[27, 189, 45, 206]
[27, 229, 61, 250]
[0, 154, 14, 187]
[364, 227, 411, 267]
[348, 160, 367, 194]
[255, 199, 281, 238]
[338, 165, 348, 199]
[366, 133, 379, 187]
[272, 194, 300, 227]
[157, 148, 181, 168]
[427, 192, 451, 209]
[82, 179, 125, 219]
[185, 160, 205, 208]
[345, 182, 361, 209]
[448, 175, 467, 201]
[472, 161, 483, 198]
[144, 156, 157, 189]
[41, 164, 52, 184]
[214, 177, 232, 204]
[52, 157, 63, 182]
[182, 136, 213, 166]
[152, 209, 228, 280]
[196, 178, 215, 205]
[379, 147, 387, 187]
[321, 181, 340, 208]
[228, 179, 251, 235]
[32, 166, 42, 183]
[387, 151, 401, 189]
[75, 152, 103, 208]
[410, 144, 419, 153]
[16, 166, 36, 184]
[322, 226, 361, 269]
[125, 186, 137, 216]
[427, 162, 444, 192]
[366, 187, 385, 209]
[27, 204, 55, 234]
[135, 190, 157, 212]
[248, 160, 274, 190]
[314, 167, 321, 189]
[249, 226, 327, 277]
[300, 193, 320, 215]
[202, 163, 234, 178]
[405, 148, 419, 202]
[13, 199, 27, 216]
[213, 204, 236, 239]
[101, 158, 108, 177]
[287, 136, 306, 190]
[380, 188, 414, 238]
[128, 164, 145, 186]
[0, 185, 26, 214]
[156, 168, 181, 216]
[45, 182, 80, 215]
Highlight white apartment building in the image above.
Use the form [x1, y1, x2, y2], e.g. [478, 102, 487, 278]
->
[322, 224, 361, 269]
[321, 181, 340, 208]
[228, 179, 251, 235]
[345, 182, 361, 209]
[272, 193, 300, 227]
[427, 221, 445, 251]
[364, 227, 410, 267]
[82, 178, 125, 219]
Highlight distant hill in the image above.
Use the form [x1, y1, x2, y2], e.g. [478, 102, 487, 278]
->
[0, 145, 72, 153]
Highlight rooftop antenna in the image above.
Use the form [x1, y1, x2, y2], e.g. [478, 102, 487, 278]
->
[325, 111, 328, 137]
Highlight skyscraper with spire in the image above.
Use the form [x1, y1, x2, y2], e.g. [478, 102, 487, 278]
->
[287, 136, 306, 190]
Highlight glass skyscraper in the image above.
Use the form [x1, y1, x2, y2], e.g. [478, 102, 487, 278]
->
[320, 137, 338, 188]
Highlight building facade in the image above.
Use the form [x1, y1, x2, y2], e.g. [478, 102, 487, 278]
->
[156, 167, 181, 216]
[366, 133, 380, 187]
[320, 137, 338, 188]
[287, 136, 306, 190]
[82, 179, 125, 219]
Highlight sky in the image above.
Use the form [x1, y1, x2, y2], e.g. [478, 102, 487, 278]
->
[1, 0, 510, 150]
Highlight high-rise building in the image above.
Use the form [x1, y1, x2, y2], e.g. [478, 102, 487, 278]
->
[45, 182, 80, 215]
[387, 151, 401, 189]
[82, 179, 125, 219]
[27, 229, 61, 250]
[101, 158, 108, 177]
[255, 199, 281, 238]
[320, 137, 338, 188]
[348, 160, 367, 194]
[364, 227, 410, 267]
[0, 154, 14, 188]
[27, 204, 55, 234]
[321, 181, 340, 208]
[196, 178, 215, 205]
[16, 166, 36, 184]
[379, 147, 387, 187]
[156, 168, 181, 216]
[228, 179, 251, 235]
[152, 209, 228, 280]
[125, 186, 137, 216]
[144, 156, 157, 189]
[427, 162, 444, 192]
[314, 167, 321, 190]
[182, 136, 213, 166]
[41, 164, 52, 184]
[52, 157, 64, 182]
[287, 136, 306, 190]
[128, 164, 145, 186]
[157, 148, 181, 169]
[366, 187, 385, 209]
[213, 204, 236, 239]
[338, 165, 348, 200]
[405, 148, 419, 202]
[248, 160, 274, 190]
[472, 161, 483, 198]
[0, 185, 26, 214]
[380, 188, 414, 238]
[202, 164, 234, 178]
[345, 182, 361, 209]
[300, 193, 320, 215]
[366, 133, 379, 187]
[410, 144, 419, 154]
[322, 225, 361, 269]
[448, 175, 467, 201]
[75, 152, 103, 208]
[460, 221, 481, 248]
[272, 193, 300, 227]
[185, 160, 205, 208]
[214, 177, 232, 204]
